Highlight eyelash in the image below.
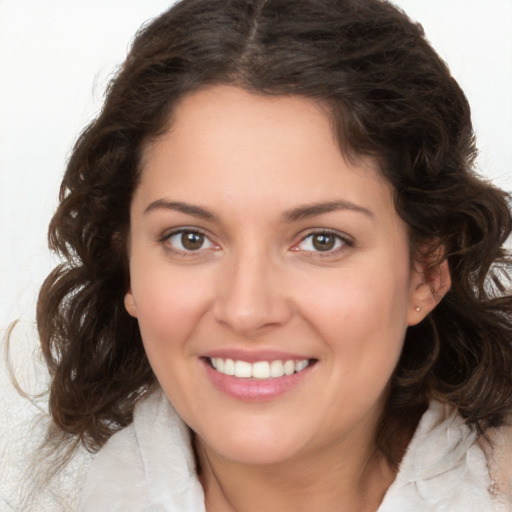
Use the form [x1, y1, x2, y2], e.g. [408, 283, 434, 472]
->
[292, 229, 353, 256]
[160, 228, 218, 255]
[160, 227, 353, 258]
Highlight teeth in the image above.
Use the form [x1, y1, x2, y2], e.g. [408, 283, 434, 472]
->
[224, 358, 235, 376]
[209, 357, 311, 380]
[270, 360, 284, 377]
[234, 360, 252, 378]
[296, 360, 308, 372]
[252, 361, 270, 379]
[283, 360, 295, 376]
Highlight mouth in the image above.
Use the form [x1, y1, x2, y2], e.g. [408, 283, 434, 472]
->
[206, 357, 316, 380]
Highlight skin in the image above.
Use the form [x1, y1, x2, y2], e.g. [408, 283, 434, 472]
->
[124, 85, 450, 511]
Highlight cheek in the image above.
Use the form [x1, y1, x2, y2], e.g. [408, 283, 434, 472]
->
[302, 261, 409, 321]
[295, 259, 412, 363]
[131, 273, 211, 403]
[283, 264, 412, 433]
[129, 265, 212, 355]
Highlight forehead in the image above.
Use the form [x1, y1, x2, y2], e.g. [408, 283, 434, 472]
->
[137, 85, 394, 218]
[143, 85, 338, 167]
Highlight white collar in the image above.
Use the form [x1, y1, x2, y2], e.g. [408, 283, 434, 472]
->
[80, 389, 500, 511]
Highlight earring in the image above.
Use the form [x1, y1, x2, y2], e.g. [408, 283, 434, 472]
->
[415, 306, 421, 312]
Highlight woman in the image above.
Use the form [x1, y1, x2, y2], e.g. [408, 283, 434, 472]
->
[28, 0, 512, 510]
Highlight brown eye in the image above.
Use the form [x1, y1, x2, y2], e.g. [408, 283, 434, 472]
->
[312, 233, 336, 251]
[181, 231, 205, 250]
[295, 231, 346, 253]
[166, 230, 215, 252]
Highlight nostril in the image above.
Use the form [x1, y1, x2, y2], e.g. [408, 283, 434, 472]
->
[211, 260, 294, 335]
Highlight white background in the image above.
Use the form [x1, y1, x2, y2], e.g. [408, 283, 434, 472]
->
[0, 1, 510, 507]
[0, 0, 511, 350]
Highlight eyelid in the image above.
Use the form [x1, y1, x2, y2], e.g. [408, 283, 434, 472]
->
[160, 227, 219, 253]
[291, 229, 354, 254]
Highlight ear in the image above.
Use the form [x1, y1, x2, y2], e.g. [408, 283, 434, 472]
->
[407, 256, 451, 326]
[124, 289, 138, 318]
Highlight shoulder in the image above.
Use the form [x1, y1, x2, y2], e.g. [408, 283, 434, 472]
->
[78, 387, 205, 512]
[78, 423, 149, 512]
[380, 402, 512, 511]
[479, 419, 512, 508]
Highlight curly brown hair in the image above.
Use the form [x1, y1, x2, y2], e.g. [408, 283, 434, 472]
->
[37, 0, 512, 464]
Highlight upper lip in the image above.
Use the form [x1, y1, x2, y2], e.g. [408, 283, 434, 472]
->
[201, 349, 314, 363]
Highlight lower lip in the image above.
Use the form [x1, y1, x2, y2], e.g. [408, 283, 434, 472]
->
[202, 359, 314, 402]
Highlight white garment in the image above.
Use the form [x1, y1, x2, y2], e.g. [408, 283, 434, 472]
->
[79, 389, 511, 511]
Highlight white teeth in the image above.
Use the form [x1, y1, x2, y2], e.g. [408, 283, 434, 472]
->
[270, 360, 284, 378]
[296, 360, 308, 372]
[283, 360, 295, 376]
[209, 357, 311, 379]
[252, 361, 270, 379]
[234, 360, 252, 378]
[224, 358, 235, 375]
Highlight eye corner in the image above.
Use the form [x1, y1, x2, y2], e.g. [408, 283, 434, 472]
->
[291, 229, 354, 256]
[160, 227, 220, 255]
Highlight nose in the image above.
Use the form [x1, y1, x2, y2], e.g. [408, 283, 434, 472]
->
[212, 248, 293, 336]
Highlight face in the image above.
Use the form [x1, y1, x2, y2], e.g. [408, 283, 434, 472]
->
[125, 85, 429, 466]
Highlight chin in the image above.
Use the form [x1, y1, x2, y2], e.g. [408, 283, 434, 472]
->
[197, 425, 310, 467]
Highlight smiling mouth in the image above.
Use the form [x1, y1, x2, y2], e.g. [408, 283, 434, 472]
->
[207, 357, 316, 380]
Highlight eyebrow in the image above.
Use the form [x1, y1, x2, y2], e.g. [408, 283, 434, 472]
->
[282, 200, 374, 222]
[143, 198, 374, 223]
[144, 200, 218, 221]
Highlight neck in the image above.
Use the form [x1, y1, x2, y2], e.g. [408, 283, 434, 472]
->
[195, 430, 398, 512]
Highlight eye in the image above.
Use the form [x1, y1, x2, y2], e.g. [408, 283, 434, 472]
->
[294, 231, 349, 253]
[165, 229, 217, 252]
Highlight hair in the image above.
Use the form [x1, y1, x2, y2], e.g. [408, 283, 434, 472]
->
[37, 0, 512, 466]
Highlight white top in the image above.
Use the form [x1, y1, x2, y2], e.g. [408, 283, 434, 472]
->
[78, 388, 512, 511]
